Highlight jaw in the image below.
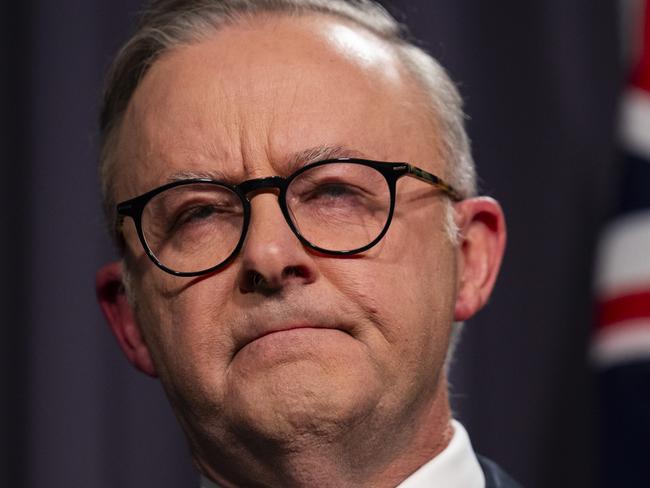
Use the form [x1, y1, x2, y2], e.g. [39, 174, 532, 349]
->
[179, 370, 452, 488]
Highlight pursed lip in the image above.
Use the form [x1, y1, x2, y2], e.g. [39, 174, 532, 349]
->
[234, 322, 349, 356]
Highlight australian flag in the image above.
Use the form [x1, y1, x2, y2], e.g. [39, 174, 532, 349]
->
[592, 1, 650, 486]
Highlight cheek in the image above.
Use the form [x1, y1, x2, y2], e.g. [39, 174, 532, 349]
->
[134, 270, 238, 392]
[335, 209, 458, 348]
[322, 240, 455, 348]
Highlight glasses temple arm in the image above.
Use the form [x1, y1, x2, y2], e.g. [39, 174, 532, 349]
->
[405, 164, 463, 201]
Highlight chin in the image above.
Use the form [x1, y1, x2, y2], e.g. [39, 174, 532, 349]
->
[225, 360, 381, 443]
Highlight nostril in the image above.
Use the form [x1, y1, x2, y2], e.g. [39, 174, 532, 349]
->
[251, 271, 266, 289]
[240, 270, 270, 294]
[281, 265, 310, 280]
[239, 265, 314, 295]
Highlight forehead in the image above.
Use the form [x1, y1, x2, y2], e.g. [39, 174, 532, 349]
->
[113, 13, 440, 201]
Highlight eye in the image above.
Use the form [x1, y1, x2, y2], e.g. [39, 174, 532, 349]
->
[177, 204, 218, 224]
[300, 182, 365, 204]
[169, 201, 241, 233]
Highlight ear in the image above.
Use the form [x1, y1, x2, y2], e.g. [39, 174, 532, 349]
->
[453, 197, 507, 321]
[96, 261, 157, 377]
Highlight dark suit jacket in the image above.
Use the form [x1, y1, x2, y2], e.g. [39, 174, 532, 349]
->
[478, 455, 524, 488]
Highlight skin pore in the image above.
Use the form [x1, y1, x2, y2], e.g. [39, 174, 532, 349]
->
[97, 12, 506, 488]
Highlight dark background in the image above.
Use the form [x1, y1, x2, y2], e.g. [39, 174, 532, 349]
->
[1, 1, 621, 486]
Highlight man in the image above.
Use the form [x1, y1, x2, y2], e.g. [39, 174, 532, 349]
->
[95, 0, 517, 486]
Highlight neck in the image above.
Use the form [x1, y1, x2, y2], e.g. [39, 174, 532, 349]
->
[192, 378, 453, 488]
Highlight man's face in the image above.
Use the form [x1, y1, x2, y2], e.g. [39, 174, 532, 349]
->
[112, 14, 461, 455]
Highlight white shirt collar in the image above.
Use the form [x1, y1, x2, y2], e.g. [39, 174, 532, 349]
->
[395, 420, 485, 488]
[200, 420, 484, 488]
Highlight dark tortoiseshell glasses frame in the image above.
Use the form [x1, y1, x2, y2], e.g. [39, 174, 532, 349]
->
[116, 158, 463, 277]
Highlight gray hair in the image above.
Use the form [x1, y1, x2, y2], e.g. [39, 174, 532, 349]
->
[99, 0, 477, 241]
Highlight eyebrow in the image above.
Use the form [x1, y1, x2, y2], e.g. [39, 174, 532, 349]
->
[166, 168, 232, 184]
[165, 145, 371, 183]
[285, 145, 371, 174]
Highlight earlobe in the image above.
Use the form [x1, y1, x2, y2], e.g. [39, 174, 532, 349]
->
[453, 197, 507, 321]
[96, 261, 158, 377]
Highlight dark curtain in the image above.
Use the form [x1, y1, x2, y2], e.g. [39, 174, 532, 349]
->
[1, 1, 620, 487]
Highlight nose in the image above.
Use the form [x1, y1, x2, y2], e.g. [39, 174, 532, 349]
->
[237, 192, 318, 295]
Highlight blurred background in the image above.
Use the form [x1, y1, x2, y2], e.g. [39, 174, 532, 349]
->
[2, 0, 648, 487]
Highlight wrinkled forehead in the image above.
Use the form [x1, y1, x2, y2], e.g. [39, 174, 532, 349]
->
[111, 13, 439, 202]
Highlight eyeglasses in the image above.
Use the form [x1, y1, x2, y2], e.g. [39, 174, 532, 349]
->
[116, 158, 463, 277]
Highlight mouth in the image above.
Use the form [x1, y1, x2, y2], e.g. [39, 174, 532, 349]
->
[257, 324, 319, 339]
[234, 323, 351, 357]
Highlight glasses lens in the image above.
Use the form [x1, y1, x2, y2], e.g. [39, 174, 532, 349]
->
[286, 162, 391, 252]
[141, 183, 245, 274]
